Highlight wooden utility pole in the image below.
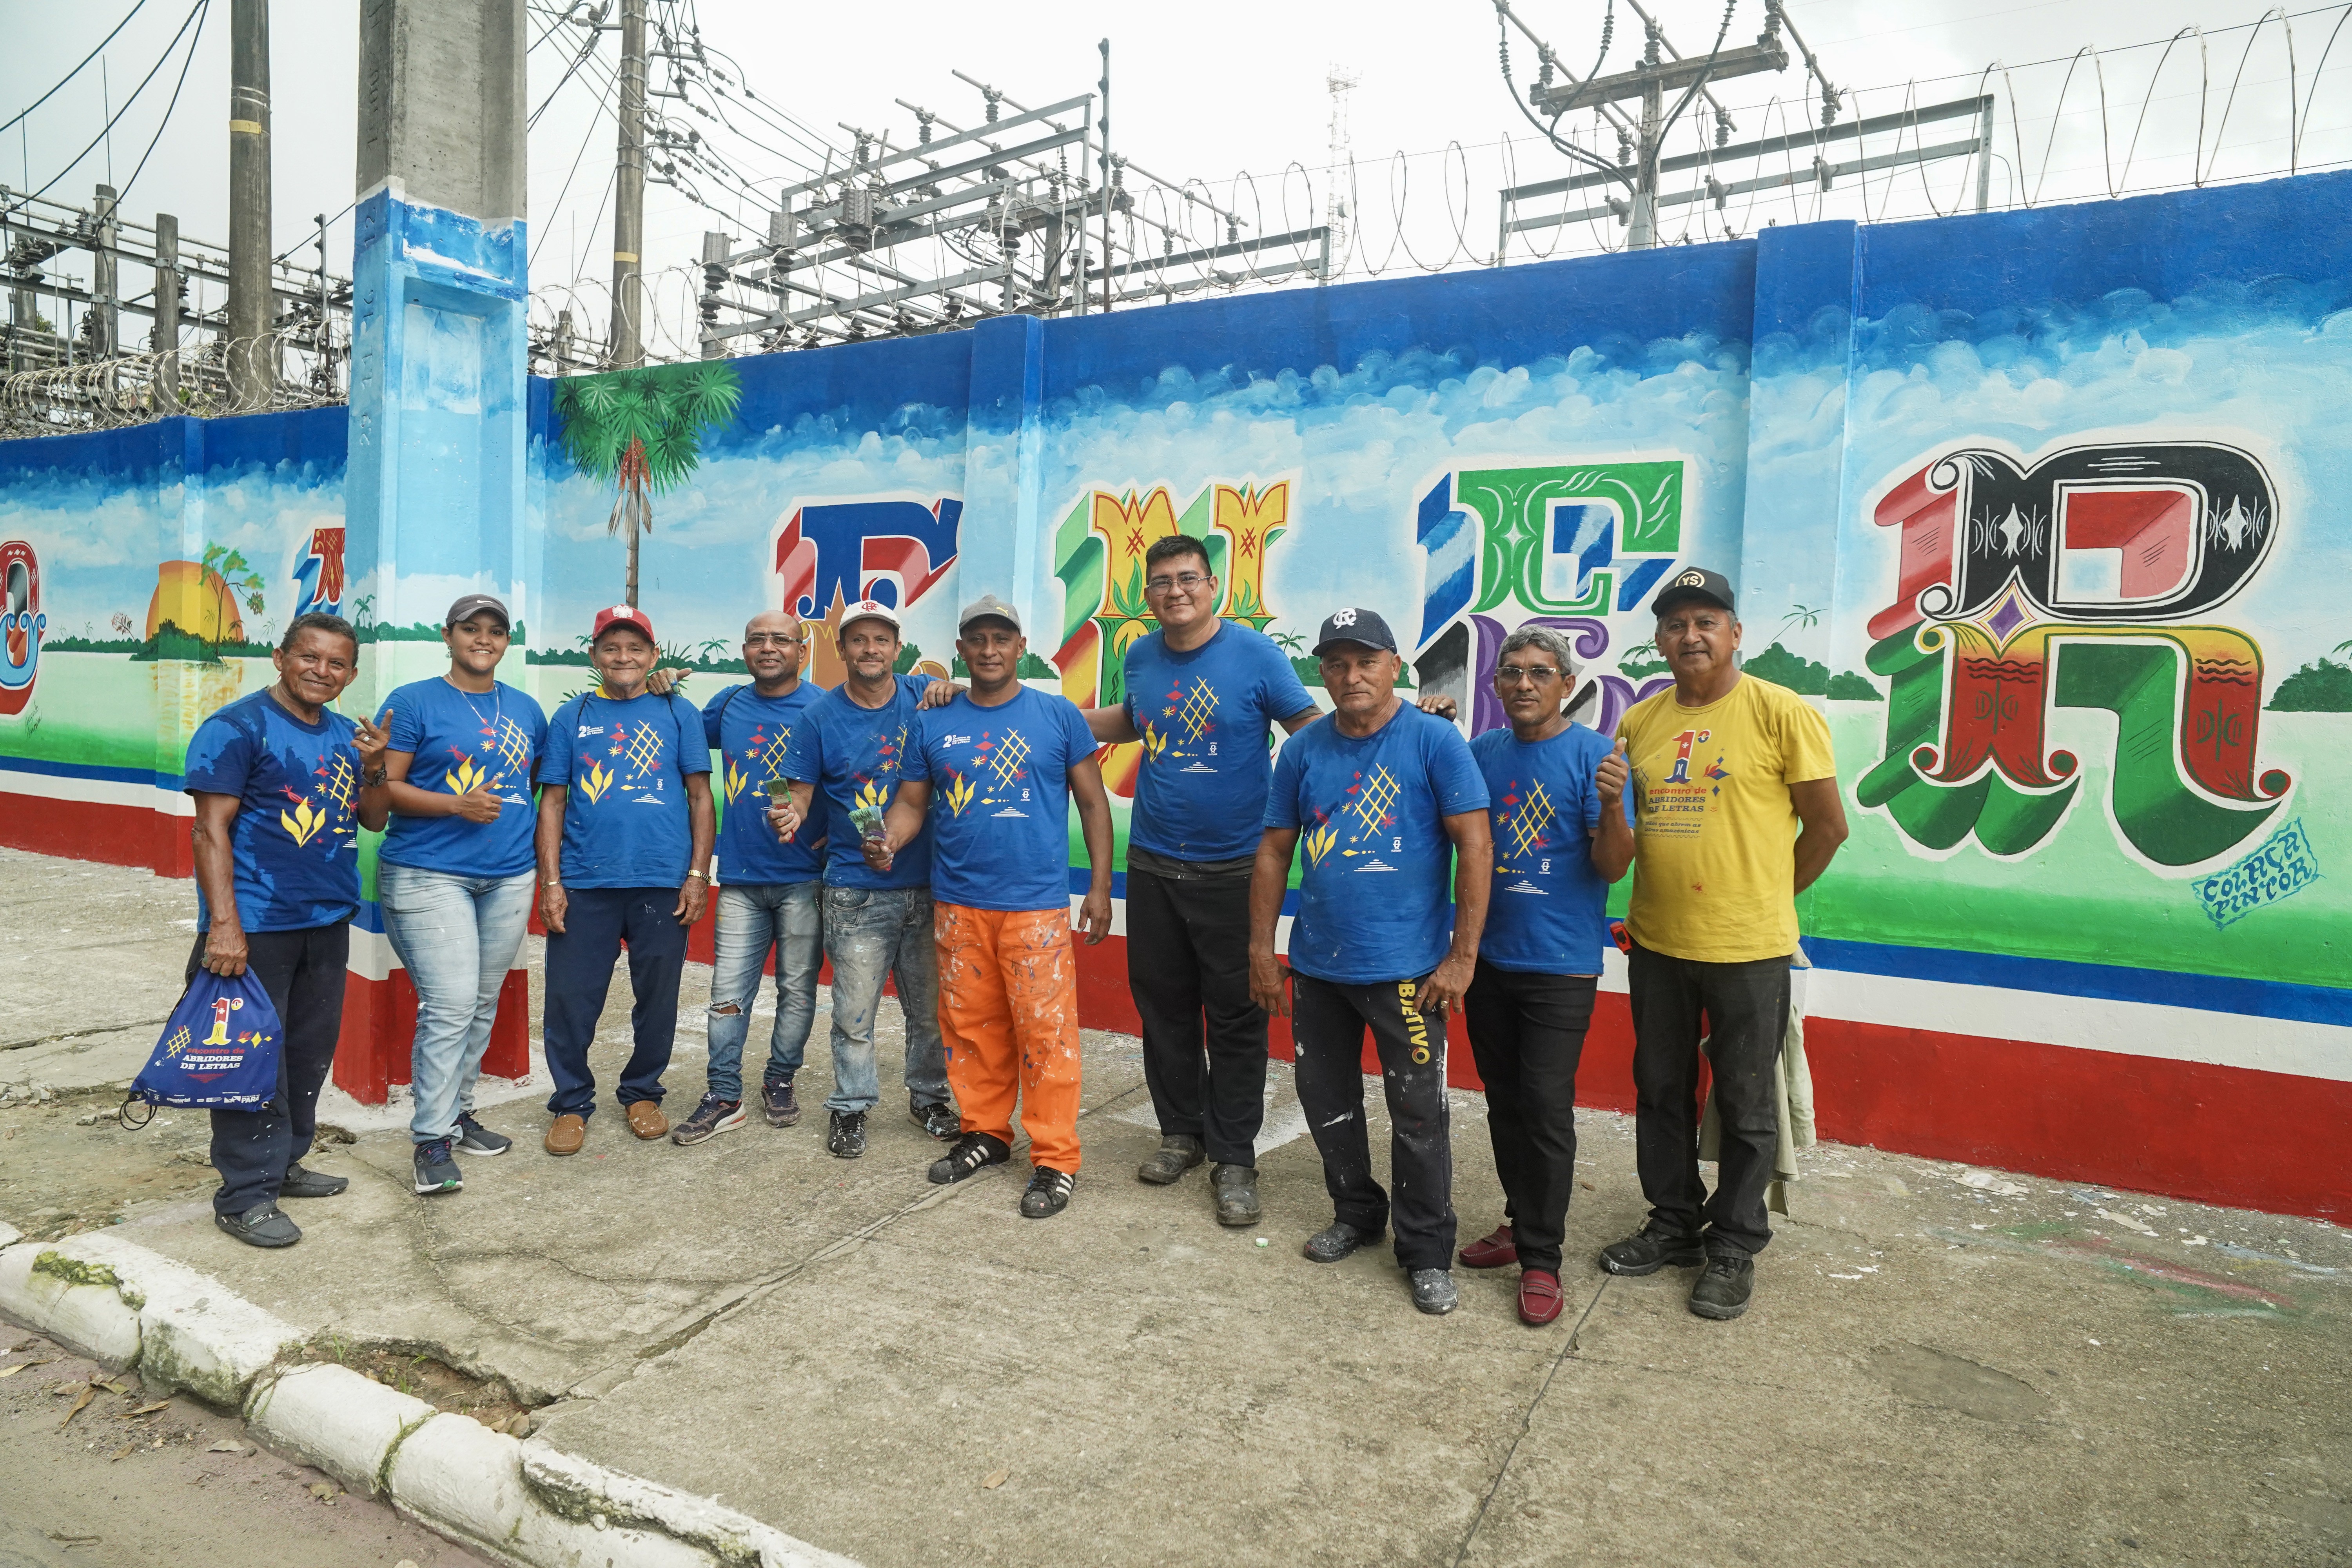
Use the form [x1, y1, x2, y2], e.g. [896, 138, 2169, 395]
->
[1530, 22, 1786, 249]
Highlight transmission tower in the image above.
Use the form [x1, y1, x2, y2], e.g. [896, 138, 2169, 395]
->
[1325, 66, 1358, 276]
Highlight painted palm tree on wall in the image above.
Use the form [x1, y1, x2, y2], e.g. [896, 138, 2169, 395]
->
[552, 361, 743, 606]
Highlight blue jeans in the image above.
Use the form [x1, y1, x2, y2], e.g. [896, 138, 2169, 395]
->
[705, 881, 822, 1101]
[821, 885, 949, 1114]
[378, 864, 536, 1144]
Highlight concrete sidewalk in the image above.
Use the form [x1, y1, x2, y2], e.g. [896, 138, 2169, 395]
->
[2, 846, 2347, 1566]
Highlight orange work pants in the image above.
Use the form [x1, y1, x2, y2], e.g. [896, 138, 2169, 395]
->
[934, 902, 1083, 1174]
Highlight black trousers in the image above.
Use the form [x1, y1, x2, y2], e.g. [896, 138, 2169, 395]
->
[1628, 941, 1789, 1256]
[1462, 961, 1596, 1275]
[1127, 867, 1267, 1166]
[1290, 972, 1456, 1271]
[542, 887, 688, 1118]
[184, 924, 349, 1218]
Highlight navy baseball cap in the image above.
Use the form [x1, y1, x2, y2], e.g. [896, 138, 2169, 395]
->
[1650, 566, 1736, 617]
[1310, 607, 1399, 656]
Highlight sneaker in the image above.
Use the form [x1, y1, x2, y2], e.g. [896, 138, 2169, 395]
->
[927, 1131, 1010, 1185]
[412, 1136, 463, 1196]
[761, 1079, 801, 1127]
[826, 1109, 868, 1159]
[1517, 1268, 1565, 1327]
[1211, 1163, 1261, 1227]
[672, 1094, 748, 1147]
[910, 1099, 960, 1140]
[454, 1114, 512, 1156]
[278, 1163, 348, 1200]
[1137, 1134, 1205, 1185]
[1410, 1267, 1459, 1316]
[1598, 1222, 1705, 1277]
[1303, 1220, 1380, 1264]
[215, 1202, 301, 1249]
[1020, 1167, 1075, 1218]
[1458, 1223, 1518, 1269]
[1688, 1252, 1755, 1321]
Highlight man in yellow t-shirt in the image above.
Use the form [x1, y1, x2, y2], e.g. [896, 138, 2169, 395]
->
[1601, 567, 1848, 1322]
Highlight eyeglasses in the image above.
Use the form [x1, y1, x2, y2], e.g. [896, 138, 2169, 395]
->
[743, 633, 804, 648]
[1495, 664, 1564, 685]
[1144, 572, 1210, 595]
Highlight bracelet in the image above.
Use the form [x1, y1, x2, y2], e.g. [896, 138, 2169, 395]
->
[685, 870, 709, 882]
[362, 769, 388, 788]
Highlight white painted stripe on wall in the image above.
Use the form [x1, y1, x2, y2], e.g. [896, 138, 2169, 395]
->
[1803, 966, 2352, 1083]
[0, 774, 192, 815]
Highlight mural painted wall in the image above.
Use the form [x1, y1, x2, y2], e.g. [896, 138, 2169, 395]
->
[4, 171, 2349, 1218]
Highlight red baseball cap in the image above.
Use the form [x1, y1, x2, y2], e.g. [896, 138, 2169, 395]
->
[592, 603, 657, 644]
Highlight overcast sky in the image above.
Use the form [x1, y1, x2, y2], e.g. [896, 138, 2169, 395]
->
[2, 0, 2339, 353]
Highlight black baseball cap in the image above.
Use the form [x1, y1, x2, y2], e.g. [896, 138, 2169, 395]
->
[1650, 567, 1735, 617]
[1310, 607, 1399, 657]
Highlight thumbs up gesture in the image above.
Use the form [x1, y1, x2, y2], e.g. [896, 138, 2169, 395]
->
[1595, 734, 1630, 807]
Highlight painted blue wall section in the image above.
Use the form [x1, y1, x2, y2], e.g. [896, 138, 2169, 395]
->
[347, 187, 527, 646]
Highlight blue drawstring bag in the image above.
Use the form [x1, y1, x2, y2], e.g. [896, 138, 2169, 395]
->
[122, 967, 284, 1123]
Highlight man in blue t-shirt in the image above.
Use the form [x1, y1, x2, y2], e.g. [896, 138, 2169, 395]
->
[668, 609, 830, 1146]
[875, 593, 1114, 1220]
[1076, 535, 1318, 1225]
[779, 599, 958, 1159]
[183, 612, 390, 1248]
[534, 604, 715, 1154]
[377, 593, 548, 1196]
[1252, 608, 1492, 1317]
[1457, 624, 1635, 1328]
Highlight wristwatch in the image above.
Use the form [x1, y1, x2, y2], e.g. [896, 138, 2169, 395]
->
[686, 870, 709, 882]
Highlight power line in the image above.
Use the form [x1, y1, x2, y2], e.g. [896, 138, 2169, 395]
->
[5, 0, 207, 213]
[0, 0, 152, 137]
[111, 0, 208, 209]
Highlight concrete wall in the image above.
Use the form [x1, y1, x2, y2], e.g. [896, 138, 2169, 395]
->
[5, 171, 2348, 1218]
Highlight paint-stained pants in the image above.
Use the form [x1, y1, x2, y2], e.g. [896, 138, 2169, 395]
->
[1628, 941, 1789, 1257]
[934, 903, 1083, 1174]
[1290, 972, 1456, 1272]
[185, 925, 348, 1218]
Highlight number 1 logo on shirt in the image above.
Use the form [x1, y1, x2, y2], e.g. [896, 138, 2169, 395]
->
[1664, 728, 1713, 785]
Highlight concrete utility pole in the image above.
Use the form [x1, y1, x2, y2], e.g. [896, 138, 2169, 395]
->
[609, 0, 646, 368]
[153, 213, 180, 405]
[227, 0, 274, 405]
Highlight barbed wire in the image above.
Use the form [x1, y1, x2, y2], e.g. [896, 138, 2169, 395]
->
[0, 327, 343, 439]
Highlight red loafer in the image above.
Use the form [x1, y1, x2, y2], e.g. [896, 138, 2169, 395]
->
[1459, 1223, 1518, 1270]
[1518, 1268, 1565, 1327]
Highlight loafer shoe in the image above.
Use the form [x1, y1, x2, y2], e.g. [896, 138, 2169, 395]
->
[625, 1100, 669, 1140]
[1410, 1267, 1459, 1316]
[1211, 1163, 1261, 1227]
[1688, 1252, 1755, 1320]
[1303, 1220, 1379, 1264]
[1137, 1134, 1204, 1185]
[1599, 1222, 1704, 1277]
[1517, 1268, 1565, 1327]
[1458, 1223, 1517, 1269]
[544, 1114, 587, 1156]
[216, 1202, 301, 1249]
[279, 1163, 348, 1199]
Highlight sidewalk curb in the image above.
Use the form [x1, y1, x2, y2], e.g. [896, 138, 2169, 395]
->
[0, 1232, 859, 1568]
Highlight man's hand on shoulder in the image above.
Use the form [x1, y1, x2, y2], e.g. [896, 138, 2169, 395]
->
[917, 678, 964, 710]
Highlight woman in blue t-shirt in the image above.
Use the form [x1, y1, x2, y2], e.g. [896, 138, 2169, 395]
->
[185, 612, 391, 1249]
[376, 594, 550, 1197]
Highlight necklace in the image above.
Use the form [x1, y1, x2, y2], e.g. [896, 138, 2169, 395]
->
[446, 672, 503, 736]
